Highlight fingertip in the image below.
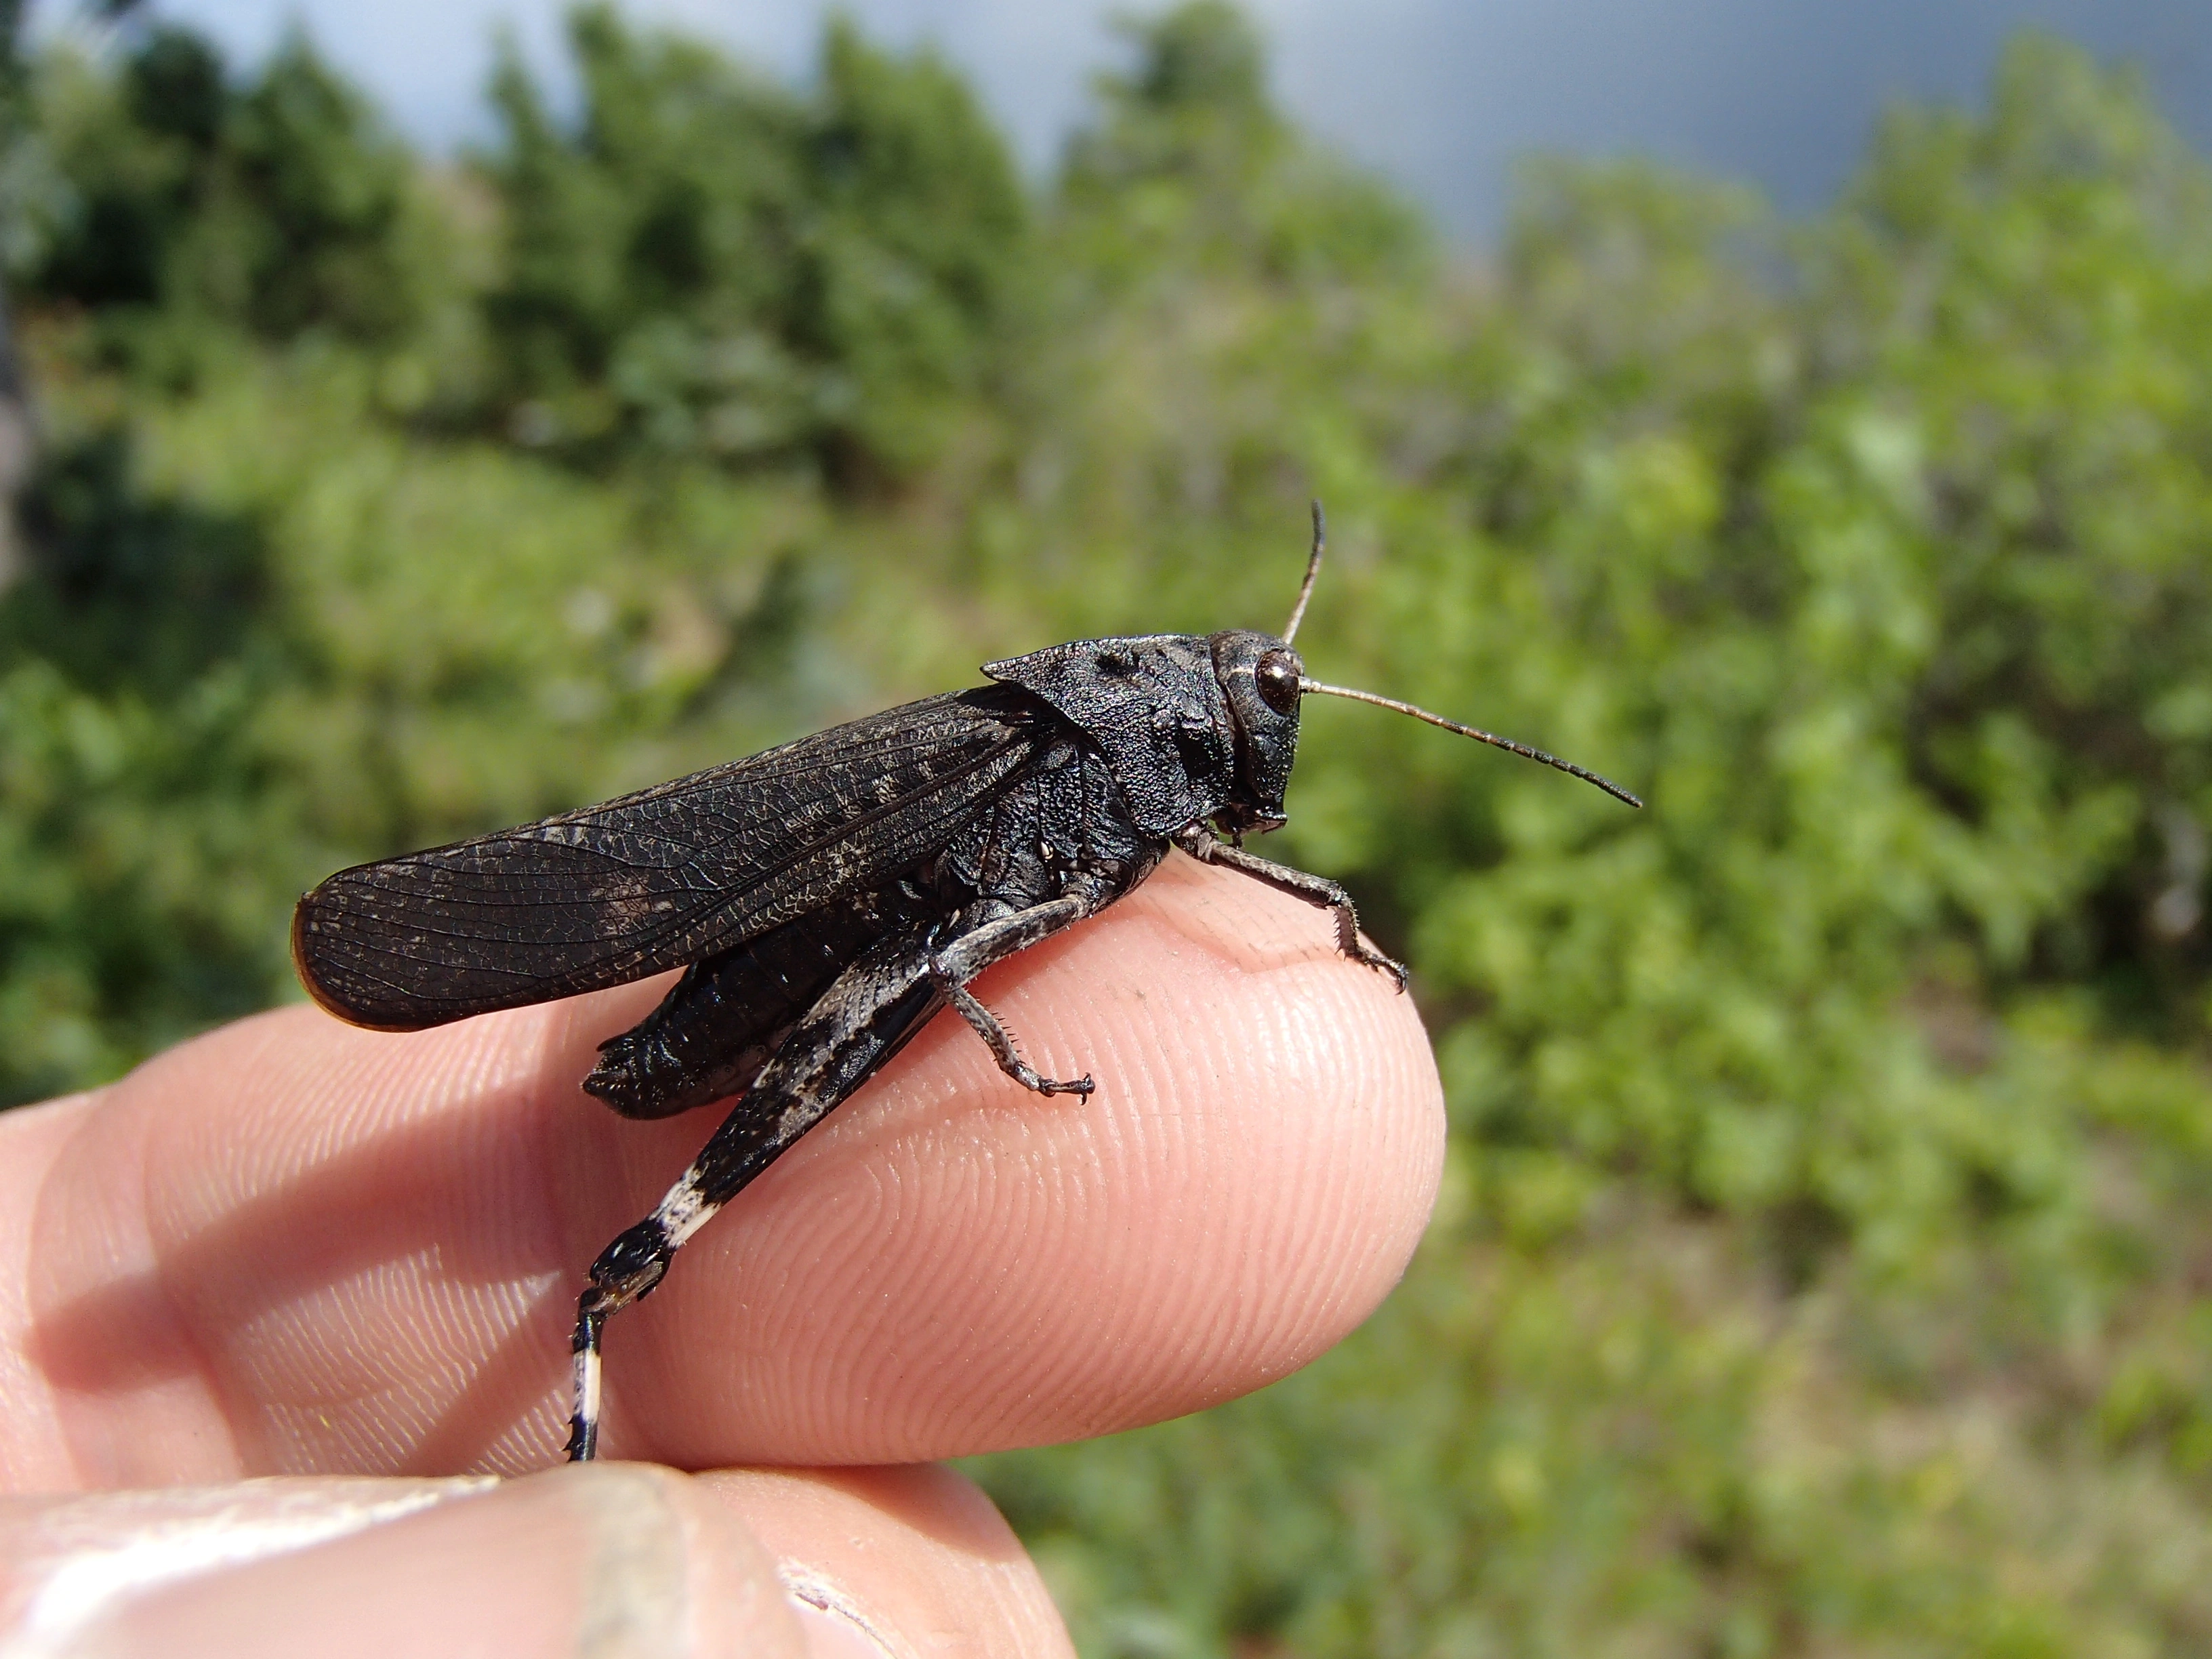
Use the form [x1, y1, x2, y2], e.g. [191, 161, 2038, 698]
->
[619, 851, 1445, 1462]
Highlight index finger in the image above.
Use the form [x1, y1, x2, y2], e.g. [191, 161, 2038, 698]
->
[2, 853, 1443, 1486]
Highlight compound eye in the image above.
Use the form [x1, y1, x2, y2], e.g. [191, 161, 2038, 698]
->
[1254, 649, 1302, 716]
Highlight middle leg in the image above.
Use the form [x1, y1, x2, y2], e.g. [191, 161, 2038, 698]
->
[928, 892, 1099, 1097]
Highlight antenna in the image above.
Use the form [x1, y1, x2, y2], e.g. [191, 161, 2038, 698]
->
[1298, 678, 1644, 808]
[1282, 501, 1641, 808]
[1282, 499, 1325, 644]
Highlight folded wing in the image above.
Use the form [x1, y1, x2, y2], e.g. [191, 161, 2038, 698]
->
[293, 689, 1039, 1029]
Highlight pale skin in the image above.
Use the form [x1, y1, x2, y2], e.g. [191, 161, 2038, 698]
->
[0, 854, 1444, 1657]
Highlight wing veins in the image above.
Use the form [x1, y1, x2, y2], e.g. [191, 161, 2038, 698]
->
[298, 693, 1045, 1025]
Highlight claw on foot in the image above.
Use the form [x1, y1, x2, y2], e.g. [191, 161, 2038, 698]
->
[1356, 943, 1410, 993]
[1008, 1061, 1096, 1097]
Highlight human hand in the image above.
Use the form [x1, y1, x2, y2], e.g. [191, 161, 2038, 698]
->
[0, 853, 1443, 1656]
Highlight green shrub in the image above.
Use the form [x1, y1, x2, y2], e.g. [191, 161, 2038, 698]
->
[480, 3, 1027, 483]
[23, 24, 439, 355]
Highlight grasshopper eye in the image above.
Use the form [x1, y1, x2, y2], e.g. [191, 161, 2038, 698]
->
[1255, 649, 1302, 715]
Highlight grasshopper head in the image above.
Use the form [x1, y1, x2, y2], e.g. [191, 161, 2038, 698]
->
[1208, 628, 1303, 835]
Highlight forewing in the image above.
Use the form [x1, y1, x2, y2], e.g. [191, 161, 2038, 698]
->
[293, 689, 1038, 1029]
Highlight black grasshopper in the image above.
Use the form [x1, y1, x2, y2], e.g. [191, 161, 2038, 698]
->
[292, 506, 1640, 1462]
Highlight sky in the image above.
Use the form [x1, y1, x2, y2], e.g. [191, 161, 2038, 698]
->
[111, 0, 2212, 242]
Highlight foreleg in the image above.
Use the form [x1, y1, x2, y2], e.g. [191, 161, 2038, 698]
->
[1172, 824, 1407, 991]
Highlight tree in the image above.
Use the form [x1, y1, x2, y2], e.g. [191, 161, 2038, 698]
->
[481, 3, 1027, 485]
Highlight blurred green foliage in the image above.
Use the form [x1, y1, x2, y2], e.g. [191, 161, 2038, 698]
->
[483, 2, 1026, 478]
[3, 5, 2211, 1652]
[22, 23, 441, 353]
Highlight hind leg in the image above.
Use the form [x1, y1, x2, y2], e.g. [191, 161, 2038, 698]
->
[567, 924, 941, 1461]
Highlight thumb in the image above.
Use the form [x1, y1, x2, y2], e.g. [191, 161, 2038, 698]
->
[0, 1463, 1070, 1658]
